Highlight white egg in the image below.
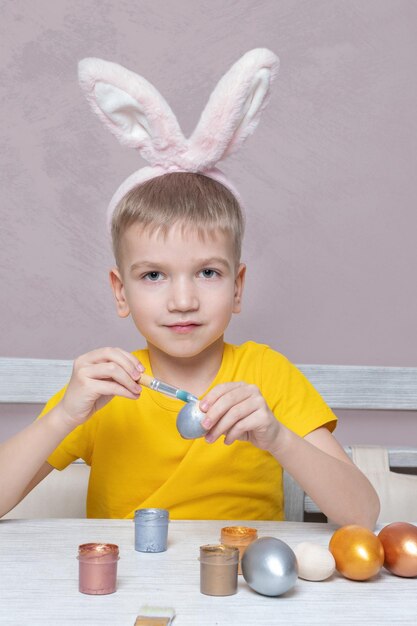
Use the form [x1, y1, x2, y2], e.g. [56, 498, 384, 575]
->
[293, 542, 335, 581]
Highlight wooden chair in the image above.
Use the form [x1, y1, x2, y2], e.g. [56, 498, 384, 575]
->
[286, 365, 417, 522]
[1, 358, 417, 519]
[0, 358, 88, 518]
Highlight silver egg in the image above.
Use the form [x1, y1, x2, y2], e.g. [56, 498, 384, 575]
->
[241, 536, 298, 596]
[176, 401, 207, 439]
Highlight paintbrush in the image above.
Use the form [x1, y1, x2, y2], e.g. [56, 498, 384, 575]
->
[139, 373, 198, 404]
[134, 606, 176, 625]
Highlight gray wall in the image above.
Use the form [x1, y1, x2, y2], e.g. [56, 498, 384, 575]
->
[1, 0, 416, 445]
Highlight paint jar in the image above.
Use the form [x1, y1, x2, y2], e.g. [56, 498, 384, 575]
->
[199, 544, 239, 596]
[220, 526, 258, 575]
[134, 508, 169, 553]
[77, 543, 119, 595]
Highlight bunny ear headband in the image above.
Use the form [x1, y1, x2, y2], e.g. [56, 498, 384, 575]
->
[78, 48, 279, 226]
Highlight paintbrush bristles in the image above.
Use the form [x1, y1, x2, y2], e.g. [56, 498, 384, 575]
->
[134, 618, 171, 626]
[134, 606, 176, 625]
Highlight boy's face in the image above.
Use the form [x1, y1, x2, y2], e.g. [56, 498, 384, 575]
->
[110, 222, 245, 360]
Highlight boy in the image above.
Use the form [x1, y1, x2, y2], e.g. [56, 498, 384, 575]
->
[0, 172, 379, 526]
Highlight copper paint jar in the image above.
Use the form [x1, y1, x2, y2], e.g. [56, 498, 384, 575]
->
[77, 543, 119, 595]
[199, 544, 239, 596]
[220, 526, 258, 574]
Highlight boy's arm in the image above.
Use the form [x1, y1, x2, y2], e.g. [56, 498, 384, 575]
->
[200, 382, 380, 529]
[0, 347, 143, 518]
[271, 424, 380, 529]
[0, 407, 74, 516]
[21, 462, 55, 498]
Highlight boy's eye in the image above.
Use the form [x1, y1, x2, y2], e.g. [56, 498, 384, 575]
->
[200, 268, 218, 278]
[144, 271, 162, 281]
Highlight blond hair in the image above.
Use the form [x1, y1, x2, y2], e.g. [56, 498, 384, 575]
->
[111, 172, 244, 268]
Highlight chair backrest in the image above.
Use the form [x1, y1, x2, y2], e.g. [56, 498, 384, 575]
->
[286, 364, 417, 522]
[285, 446, 417, 522]
[0, 357, 85, 518]
[0, 357, 73, 403]
[1, 358, 417, 519]
[1, 459, 89, 519]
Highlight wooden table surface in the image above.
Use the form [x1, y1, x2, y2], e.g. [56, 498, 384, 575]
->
[0, 518, 415, 625]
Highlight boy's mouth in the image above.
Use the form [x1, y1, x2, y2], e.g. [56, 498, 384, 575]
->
[166, 321, 201, 334]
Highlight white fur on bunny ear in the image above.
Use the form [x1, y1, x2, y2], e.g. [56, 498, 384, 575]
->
[184, 48, 279, 170]
[78, 58, 187, 167]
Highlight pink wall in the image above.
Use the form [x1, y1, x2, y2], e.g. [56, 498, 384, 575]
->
[1, 0, 416, 445]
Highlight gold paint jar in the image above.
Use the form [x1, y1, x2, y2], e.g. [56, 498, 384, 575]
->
[199, 544, 239, 596]
[220, 526, 258, 574]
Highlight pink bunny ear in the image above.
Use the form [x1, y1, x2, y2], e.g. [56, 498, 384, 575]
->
[183, 49, 279, 170]
[78, 58, 187, 167]
[79, 50, 279, 228]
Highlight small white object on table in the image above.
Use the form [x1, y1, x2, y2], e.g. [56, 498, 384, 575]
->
[0, 519, 415, 626]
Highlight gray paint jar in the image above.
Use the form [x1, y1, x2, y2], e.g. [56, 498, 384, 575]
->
[134, 508, 169, 553]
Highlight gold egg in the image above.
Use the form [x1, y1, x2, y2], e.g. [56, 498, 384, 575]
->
[329, 525, 384, 581]
[378, 522, 417, 578]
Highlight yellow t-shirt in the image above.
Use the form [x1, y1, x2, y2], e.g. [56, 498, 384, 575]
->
[38, 342, 336, 520]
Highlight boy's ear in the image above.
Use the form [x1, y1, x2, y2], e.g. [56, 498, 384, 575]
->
[109, 267, 130, 318]
[233, 263, 246, 314]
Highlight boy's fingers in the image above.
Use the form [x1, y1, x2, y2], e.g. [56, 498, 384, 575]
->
[111, 349, 144, 381]
[201, 385, 256, 429]
[204, 396, 261, 441]
[199, 382, 247, 412]
[81, 363, 142, 395]
[76, 348, 144, 381]
[91, 380, 141, 401]
[223, 413, 260, 445]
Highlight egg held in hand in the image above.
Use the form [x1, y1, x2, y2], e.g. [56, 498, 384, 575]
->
[176, 401, 207, 439]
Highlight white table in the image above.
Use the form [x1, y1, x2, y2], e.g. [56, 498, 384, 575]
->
[0, 519, 415, 625]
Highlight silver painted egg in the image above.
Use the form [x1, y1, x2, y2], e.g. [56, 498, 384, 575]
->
[176, 401, 207, 439]
[241, 536, 298, 596]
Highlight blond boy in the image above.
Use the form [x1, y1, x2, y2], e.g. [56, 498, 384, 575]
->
[0, 173, 379, 526]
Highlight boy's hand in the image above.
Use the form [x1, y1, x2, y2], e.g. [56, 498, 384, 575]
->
[199, 382, 280, 451]
[58, 348, 143, 427]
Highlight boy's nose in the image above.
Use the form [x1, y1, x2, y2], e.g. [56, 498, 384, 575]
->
[167, 279, 199, 312]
